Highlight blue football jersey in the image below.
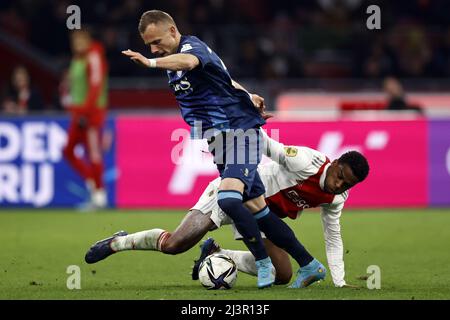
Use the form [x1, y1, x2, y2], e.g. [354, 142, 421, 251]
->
[167, 35, 265, 138]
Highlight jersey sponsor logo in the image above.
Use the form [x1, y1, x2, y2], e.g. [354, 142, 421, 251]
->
[170, 77, 192, 93]
[284, 146, 298, 157]
[180, 43, 193, 53]
[285, 190, 310, 209]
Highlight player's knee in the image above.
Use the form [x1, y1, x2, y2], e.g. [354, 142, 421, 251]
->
[161, 237, 185, 255]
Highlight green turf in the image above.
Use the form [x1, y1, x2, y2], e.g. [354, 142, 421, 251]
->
[0, 209, 449, 300]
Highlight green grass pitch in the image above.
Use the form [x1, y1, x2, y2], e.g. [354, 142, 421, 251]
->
[1, 209, 450, 300]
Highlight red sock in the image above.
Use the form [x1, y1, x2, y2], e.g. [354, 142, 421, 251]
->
[91, 161, 104, 189]
[63, 145, 93, 181]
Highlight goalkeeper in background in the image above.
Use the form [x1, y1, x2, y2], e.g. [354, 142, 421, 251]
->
[63, 29, 109, 209]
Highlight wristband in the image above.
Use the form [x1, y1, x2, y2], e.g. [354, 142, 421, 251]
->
[148, 58, 157, 68]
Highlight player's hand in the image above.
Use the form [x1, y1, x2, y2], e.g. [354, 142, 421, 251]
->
[122, 49, 150, 68]
[250, 93, 274, 120]
[251, 93, 266, 112]
[261, 112, 274, 120]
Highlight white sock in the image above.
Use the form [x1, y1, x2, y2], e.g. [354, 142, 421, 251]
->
[110, 229, 169, 252]
[217, 249, 257, 276]
[91, 189, 107, 208]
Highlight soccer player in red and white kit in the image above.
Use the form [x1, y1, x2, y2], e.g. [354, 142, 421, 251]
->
[63, 30, 109, 208]
[85, 130, 369, 288]
[194, 129, 369, 288]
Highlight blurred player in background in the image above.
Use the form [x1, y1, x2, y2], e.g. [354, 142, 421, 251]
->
[120, 9, 303, 289]
[85, 130, 369, 288]
[63, 29, 109, 209]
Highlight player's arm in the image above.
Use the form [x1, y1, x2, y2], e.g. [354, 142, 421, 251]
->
[231, 79, 264, 108]
[122, 49, 199, 71]
[260, 129, 310, 172]
[320, 206, 347, 288]
[231, 79, 273, 120]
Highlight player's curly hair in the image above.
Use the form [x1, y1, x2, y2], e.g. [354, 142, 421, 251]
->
[338, 151, 370, 182]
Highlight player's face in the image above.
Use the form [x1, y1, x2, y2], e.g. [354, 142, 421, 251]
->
[141, 23, 178, 57]
[324, 160, 360, 195]
[71, 32, 91, 56]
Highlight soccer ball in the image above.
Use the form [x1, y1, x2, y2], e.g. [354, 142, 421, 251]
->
[198, 253, 238, 290]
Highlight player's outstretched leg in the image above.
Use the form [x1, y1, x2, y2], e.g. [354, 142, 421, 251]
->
[289, 258, 327, 288]
[85, 230, 128, 264]
[84, 210, 214, 264]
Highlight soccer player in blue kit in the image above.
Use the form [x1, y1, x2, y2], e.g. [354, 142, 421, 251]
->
[119, 10, 317, 288]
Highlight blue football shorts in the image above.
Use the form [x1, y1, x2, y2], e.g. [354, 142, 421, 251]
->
[207, 127, 265, 201]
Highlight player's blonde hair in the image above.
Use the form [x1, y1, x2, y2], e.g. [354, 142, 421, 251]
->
[138, 10, 177, 34]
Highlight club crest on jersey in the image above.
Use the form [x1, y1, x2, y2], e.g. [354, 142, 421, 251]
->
[284, 147, 298, 157]
[180, 43, 193, 52]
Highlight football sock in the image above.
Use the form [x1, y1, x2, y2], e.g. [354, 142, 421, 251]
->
[217, 190, 268, 261]
[91, 162, 104, 189]
[63, 146, 93, 181]
[110, 229, 170, 252]
[217, 248, 257, 276]
[91, 188, 107, 208]
[255, 206, 314, 267]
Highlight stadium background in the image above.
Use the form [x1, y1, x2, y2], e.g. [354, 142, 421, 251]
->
[1, 0, 449, 209]
[1, 0, 450, 300]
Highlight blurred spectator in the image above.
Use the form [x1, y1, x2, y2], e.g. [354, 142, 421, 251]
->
[388, 23, 433, 77]
[362, 37, 396, 78]
[317, 0, 362, 28]
[429, 26, 450, 77]
[52, 69, 71, 111]
[1, 65, 44, 114]
[1, 0, 450, 80]
[0, 2, 29, 41]
[383, 76, 423, 114]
